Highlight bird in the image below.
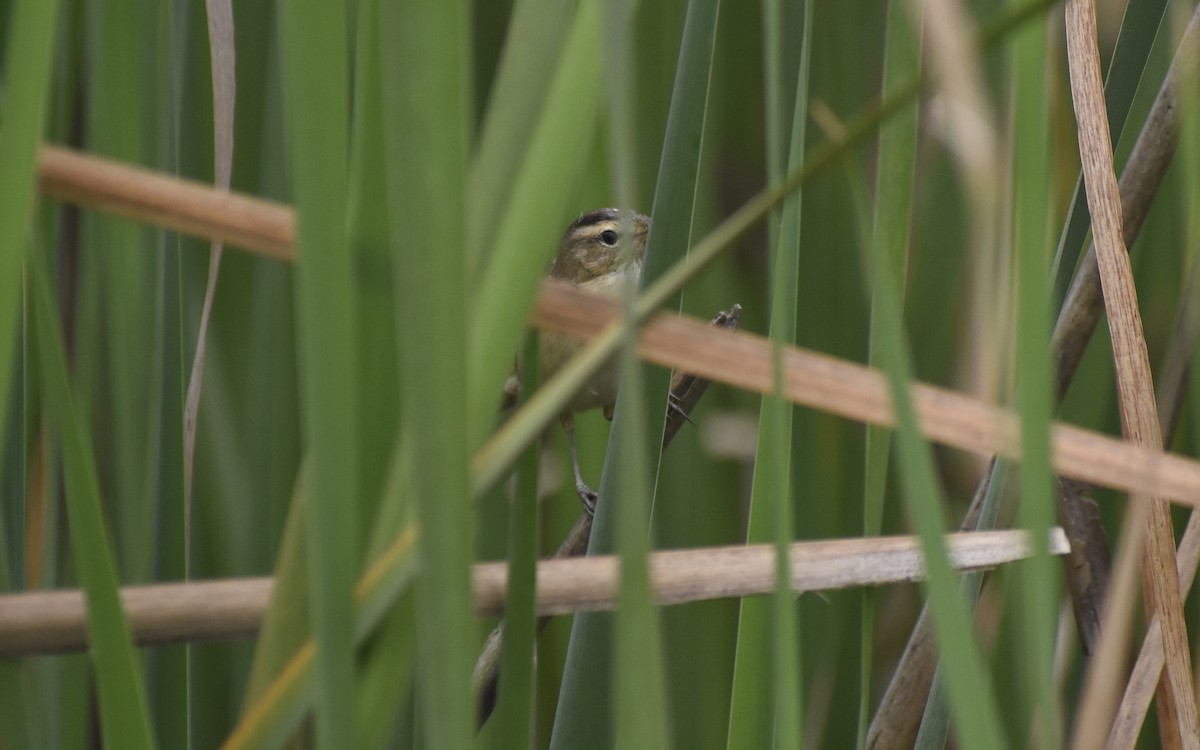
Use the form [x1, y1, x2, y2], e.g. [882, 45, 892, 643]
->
[509, 208, 649, 514]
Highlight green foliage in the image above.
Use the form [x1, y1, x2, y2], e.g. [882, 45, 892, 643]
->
[3, 0, 1197, 747]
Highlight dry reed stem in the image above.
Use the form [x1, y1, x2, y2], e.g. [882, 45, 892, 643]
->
[1065, 0, 1197, 745]
[536, 279, 1200, 507]
[1107, 513, 1200, 747]
[1104, 280, 1200, 749]
[873, 3, 1200, 744]
[1103, 7, 1200, 744]
[473, 529, 1069, 616]
[37, 144, 294, 260]
[0, 529, 1066, 657]
[30, 145, 1200, 507]
[1053, 0, 1198, 399]
[0, 577, 272, 656]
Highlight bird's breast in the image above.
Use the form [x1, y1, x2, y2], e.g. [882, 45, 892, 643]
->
[539, 260, 641, 414]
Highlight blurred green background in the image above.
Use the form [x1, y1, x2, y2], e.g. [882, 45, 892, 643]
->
[3, 0, 1198, 747]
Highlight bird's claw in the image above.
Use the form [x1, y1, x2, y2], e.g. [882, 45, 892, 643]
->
[577, 482, 598, 517]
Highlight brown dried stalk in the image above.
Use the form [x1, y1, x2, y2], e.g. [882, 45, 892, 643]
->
[1065, 0, 1197, 745]
[1106, 278, 1200, 748]
[0, 578, 273, 656]
[536, 280, 1200, 506]
[869, 2, 1200, 744]
[30, 148, 1200, 505]
[37, 145, 294, 260]
[0, 529, 1065, 658]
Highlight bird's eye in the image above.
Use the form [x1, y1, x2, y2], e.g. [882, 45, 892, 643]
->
[598, 229, 619, 247]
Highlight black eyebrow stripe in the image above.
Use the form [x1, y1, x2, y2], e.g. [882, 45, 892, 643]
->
[570, 208, 619, 231]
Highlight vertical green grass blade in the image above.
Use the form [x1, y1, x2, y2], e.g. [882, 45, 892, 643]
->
[488, 334, 541, 750]
[857, 3, 920, 747]
[357, 452, 419, 750]
[604, 0, 640, 207]
[612, 326, 671, 749]
[1009, 4, 1059, 745]
[875, 318, 1008, 750]
[380, 0, 473, 745]
[277, 0, 358, 744]
[550, 1, 720, 746]
[611, 4, 669, 745]
[0, 1, 61, 743]
[0, 663, 31, 748]
[469, 0, 576, 272]
[768, 8, 811, 748]
[723, 5, 783, 744]
[242, 475, 312, 710]
[355, 592, 417, 750]
[866, 166, 1007, 750]
[727, 3, 810, 748]
[862, 0, 920, 559]
[0, 0, 59, 485]
[466, 0, 605, 446]
[29, 248, 155, 750]
[82, 0, 159, 584]
[346, 0, 400, 544]
[607, 5, 667, 746]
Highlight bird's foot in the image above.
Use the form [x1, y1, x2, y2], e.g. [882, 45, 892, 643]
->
[576, 481, 598, 517]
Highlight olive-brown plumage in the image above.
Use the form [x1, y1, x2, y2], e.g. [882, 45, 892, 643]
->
[540, 208, 649, 512]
